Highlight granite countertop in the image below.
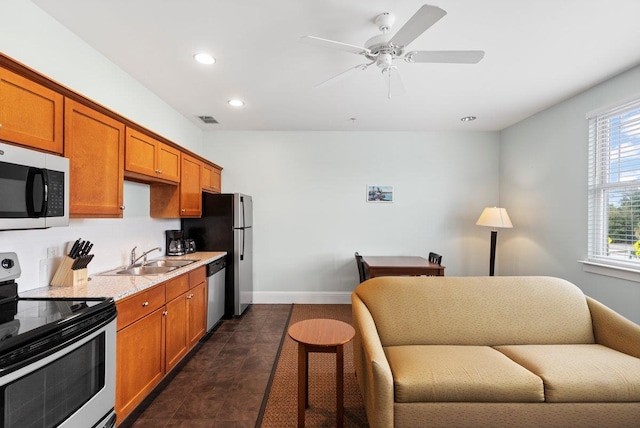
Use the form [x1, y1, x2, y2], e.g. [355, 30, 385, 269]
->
[20, 251, 227, 301]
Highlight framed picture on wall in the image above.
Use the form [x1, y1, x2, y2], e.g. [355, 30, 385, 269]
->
[367, 185, 394, 203]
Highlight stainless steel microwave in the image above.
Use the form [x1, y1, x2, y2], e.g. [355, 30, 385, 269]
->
[0, 142, 69, 230]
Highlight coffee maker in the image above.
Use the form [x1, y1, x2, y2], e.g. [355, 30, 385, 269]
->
[165, 230, 185, 256]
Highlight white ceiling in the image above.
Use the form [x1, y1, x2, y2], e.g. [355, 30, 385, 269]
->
[32, 0, 640, 132]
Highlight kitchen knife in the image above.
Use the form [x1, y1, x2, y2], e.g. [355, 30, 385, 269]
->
[83, 254, 94, 269]
[82, 242, 93, 256]
[73, 241, 85, 258]
[68, 238, 82, 258]
[79, 240, 91, 257]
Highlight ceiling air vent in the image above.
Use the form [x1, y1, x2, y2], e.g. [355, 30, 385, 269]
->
[198, 115, 219, 124]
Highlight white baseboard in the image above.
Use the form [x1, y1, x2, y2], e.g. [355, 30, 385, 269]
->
[253, 291, 352, 304]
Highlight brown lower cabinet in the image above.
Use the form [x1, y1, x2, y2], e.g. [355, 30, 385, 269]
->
[115, 266, 207, 423]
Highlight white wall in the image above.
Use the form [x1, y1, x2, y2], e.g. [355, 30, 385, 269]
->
[0, 182, 179, 292]
[1, 1, 201, 152]
[203, 131, 500, 302]
[0, 1, 203, 292]
[500, 65, 640, 324]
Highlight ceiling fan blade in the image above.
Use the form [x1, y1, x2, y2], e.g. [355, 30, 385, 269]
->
[315, 63, 370, 88]
[300, 36, 370, 55]
[406, 50, 485, 64]
[381, 67, 406, 99]
[389, 5, 447, 48]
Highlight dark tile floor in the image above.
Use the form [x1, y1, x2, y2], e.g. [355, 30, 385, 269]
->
[119, 304, 293, 428]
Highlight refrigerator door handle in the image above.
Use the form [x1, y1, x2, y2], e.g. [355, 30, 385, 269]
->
[240, 228, 245, 261]
[240, 196, 246, 229]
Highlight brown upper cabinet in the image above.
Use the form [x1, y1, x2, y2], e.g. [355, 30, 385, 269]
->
[65, 99, 125, 218]
[0, 67, 64, 154]
[125, 127, 181, 184]
[202, 162, 222, 193]
[179, 154, 202, 217]
[150, 153, 203, 218]
[1, 54, 224, 220]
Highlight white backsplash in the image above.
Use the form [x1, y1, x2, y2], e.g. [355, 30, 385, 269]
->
[0, 181, 180, 292]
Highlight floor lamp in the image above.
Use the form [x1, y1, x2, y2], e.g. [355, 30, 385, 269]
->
[476, 207, 513, 276]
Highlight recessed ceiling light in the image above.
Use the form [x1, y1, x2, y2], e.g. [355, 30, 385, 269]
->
[460, 116, 477, 122]
[228, 99, 245, 107]
[194, 53, 215, 65]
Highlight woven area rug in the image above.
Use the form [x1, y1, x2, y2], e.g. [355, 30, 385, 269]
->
[258, 304, 369, 427]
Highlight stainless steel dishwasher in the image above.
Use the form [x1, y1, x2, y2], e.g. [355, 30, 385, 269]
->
[206, 257, 226, 331]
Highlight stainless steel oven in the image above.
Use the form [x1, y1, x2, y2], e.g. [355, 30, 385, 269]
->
[0, 142, 69, 230]
[0, 252, 117, 428]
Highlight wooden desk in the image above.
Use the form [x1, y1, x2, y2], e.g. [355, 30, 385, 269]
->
[362, 255, 445, 278]
[288, 318, 355, 428]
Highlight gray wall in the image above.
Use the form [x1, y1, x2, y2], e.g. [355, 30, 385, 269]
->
[500, 65, 640, 323]
[203, 131, 500, 302]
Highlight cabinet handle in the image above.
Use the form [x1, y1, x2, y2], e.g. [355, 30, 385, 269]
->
[163, 311, 168, 316]
[187, 293, 194, 299]
[0, 123, 3, 129]
[141, 301, 149, 307]
[158, 169, 163, 174]
[181, 208, 186, 213]
[120, 206, 125, 210]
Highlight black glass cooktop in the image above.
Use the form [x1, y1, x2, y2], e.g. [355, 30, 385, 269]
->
[0, 298, 108, 343]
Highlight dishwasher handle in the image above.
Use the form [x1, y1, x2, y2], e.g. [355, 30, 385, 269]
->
[206, 258, 226, 276]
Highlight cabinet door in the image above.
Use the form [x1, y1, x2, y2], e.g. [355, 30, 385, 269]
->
[125, 127, 181, 183]
[165, 294, 189, 372]
[202, 163, 222, 193]
[116, 308, 165, 423]
[157, 143, 181, 183]
[0, 67, 64, 154]
[65, 99, 125, 217]
[125, 127, 157, 178]
[180, 154, 202, 217]
[188, 281, 207, 348]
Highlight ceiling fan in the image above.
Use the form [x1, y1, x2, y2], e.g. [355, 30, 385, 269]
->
[301, 4, 485, 98]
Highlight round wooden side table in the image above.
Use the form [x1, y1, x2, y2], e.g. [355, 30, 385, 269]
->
[288, 318, 356, 428]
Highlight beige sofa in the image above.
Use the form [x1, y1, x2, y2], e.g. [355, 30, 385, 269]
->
[352, 276, 640, 427]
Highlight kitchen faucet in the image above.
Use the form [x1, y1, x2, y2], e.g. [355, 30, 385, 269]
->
[129, 246, 162, 267]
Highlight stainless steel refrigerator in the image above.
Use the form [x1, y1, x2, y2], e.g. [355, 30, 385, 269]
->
[182, 193, 253, 317]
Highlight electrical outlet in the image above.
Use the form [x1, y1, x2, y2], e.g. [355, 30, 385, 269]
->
[47, 247, 59, 258]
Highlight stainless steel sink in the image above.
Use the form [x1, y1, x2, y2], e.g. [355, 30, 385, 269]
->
[97, 259, 196, 276]
[142, 259, 195, 268]
[115, 266, 176, 275]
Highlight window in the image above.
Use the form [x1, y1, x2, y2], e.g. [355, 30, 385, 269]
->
[588, 97, 640, 269]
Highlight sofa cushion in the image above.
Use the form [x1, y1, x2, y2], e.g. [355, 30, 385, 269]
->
[384, 345, 544, 403]
[495, 344, 640, 402]
[355, 276, 595, 347]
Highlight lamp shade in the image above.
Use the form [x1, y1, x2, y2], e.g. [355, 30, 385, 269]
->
[476, 207, 513, 229]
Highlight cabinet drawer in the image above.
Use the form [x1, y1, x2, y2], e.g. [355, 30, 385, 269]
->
[189, 266, 206, 288]
[165, 274, 189, 302]
[116, 284, 165, 331]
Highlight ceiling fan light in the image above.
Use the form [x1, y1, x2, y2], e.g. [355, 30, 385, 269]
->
[228, 99, 245, 107]
[194, 52, 215, 65]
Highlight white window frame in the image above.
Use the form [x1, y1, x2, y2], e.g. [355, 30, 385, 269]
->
[587, 95, 640, 273]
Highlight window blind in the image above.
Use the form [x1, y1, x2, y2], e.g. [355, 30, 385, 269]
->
[588, 98, 640, 267]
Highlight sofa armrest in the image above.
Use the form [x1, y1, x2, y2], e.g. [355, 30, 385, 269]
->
[352, 292, 395, 428]
[587, 296, 640, 358]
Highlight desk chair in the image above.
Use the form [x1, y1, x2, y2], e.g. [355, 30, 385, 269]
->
[355, 252, 369, 283]
[428, 252, 443, 265]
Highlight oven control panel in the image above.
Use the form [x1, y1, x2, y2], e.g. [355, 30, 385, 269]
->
[0, 252, 20, 282]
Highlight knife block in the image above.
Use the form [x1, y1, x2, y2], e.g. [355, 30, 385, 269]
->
[50, 256, 88, 287]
